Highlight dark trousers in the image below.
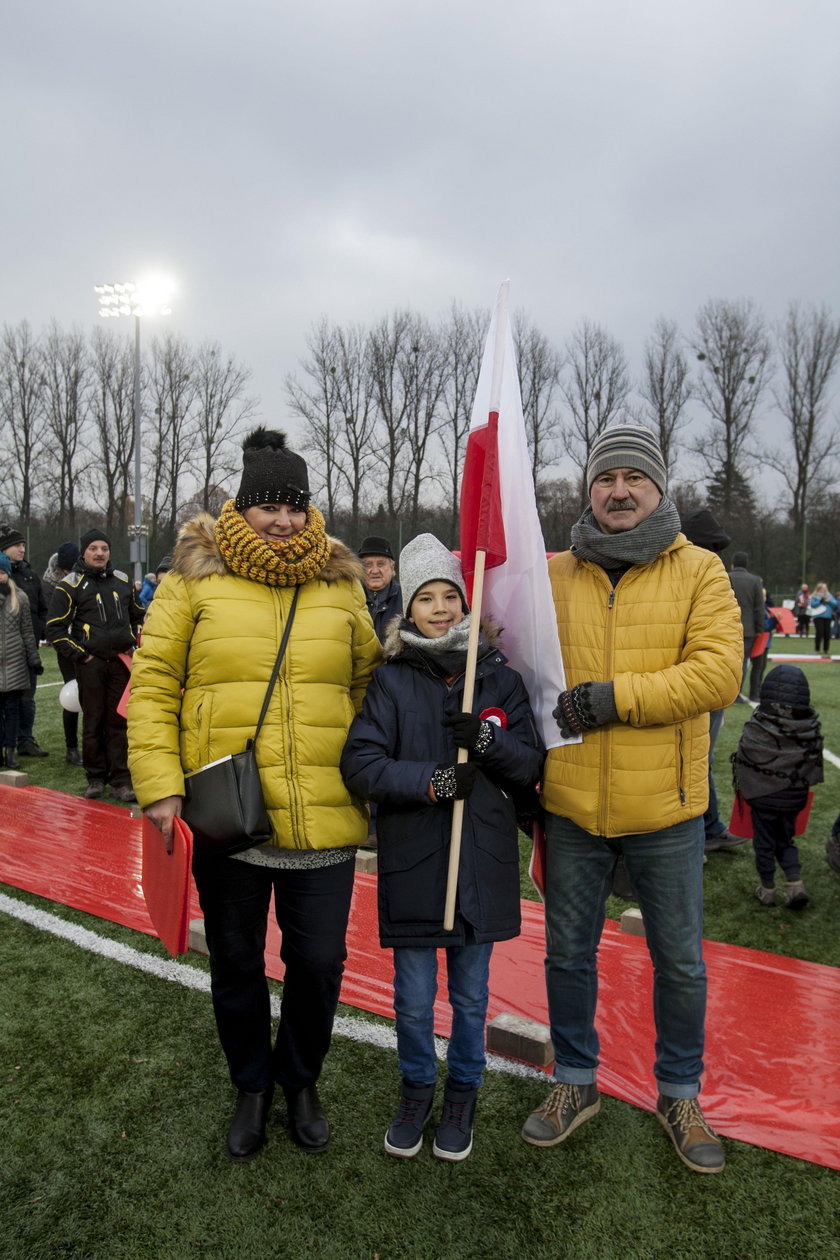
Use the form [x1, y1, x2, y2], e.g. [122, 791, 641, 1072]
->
[76, 656, 131, 786]
[748, 788, 807, 884]
[19, 670, 36, 744]
[0, 690, 24, 748]
[814, 620, 832, 654]
[58, 653, 79, 750]
[192, 852, 355, 1094]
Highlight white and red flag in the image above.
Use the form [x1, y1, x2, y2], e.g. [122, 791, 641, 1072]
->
[459, 281, 566, 749]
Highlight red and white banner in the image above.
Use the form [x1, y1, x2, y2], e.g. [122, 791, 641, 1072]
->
[459, 282, 567, 748]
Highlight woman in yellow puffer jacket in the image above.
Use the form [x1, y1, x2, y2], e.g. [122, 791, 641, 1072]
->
[127, 429, 381, 1164]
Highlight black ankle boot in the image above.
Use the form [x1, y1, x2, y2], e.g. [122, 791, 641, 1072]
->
[226, 1086, 274, 1162]
[4, 748, 20, 770]
[283, 1084, 330, 1152]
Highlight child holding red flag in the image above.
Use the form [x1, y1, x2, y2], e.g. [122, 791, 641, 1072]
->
[341, 534, 543, 1162]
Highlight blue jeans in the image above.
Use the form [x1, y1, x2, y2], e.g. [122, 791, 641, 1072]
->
[392, 943, 493, 1088]
[544, 813, 706, 1099]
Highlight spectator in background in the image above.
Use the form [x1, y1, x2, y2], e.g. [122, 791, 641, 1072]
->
[46, 528, 144, 801]
[809, 582, 837, 658]
[0, 524, 49, 757]
[794, 585, 810, 637]
[359, 537, 403, 644]
[728, 552, 765, 703]
[747, 592, 780, 702]
[681, 508, 746, 854]
[138, 555, 173, 612]
[0, 552, 43, 768]
[42, 542, 84, 766]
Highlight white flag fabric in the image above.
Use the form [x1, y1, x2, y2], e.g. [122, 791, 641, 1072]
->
[460, 283, 567, 748]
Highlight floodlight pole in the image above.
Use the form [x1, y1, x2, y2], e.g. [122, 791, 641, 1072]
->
[132, 313, 142, 586]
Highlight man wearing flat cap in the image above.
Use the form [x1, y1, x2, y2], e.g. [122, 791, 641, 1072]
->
[521, 424, 742, 1176]
[46, 528, 144, 801]
[0, 524, 50, 757]
[358, 536, 403, 644]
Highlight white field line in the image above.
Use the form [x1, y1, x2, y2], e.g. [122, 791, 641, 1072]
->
[0, 890, 544, 1081]
[824, 749, 840, 771]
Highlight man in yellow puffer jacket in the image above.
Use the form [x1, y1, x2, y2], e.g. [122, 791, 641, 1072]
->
[521, 425, 742, 1175]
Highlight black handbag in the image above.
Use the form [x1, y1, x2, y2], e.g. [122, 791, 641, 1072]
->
[182, 587, 300, 857]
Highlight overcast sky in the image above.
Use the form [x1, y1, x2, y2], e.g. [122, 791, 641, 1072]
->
[3, 0, 839, 489]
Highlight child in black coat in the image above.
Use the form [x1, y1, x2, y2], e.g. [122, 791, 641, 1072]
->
[341, 534, 543, 1162]
[732, 664, 823, 909]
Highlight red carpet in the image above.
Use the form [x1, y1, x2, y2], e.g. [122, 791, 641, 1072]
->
[2, 784, 839, 1171]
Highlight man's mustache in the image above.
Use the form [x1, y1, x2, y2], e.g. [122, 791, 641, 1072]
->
[607, 498, 636, 512]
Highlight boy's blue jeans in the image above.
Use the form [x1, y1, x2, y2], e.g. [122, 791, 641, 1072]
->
[392, 942, 493, 1088]
[544, 812, 707, 1099]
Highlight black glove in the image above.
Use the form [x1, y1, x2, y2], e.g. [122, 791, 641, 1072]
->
[443, 712, 494, 752]
[431, 761, 478, 801]
[32, 662, 45, 676]
[553, 682, 617, 739]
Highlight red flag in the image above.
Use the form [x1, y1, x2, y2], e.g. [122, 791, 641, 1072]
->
[459, 410, 506, 598]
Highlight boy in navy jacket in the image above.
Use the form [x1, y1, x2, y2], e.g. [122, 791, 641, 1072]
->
[341, 534, 543, 1162]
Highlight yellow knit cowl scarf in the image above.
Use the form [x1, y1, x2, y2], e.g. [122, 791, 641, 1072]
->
[214, 500, 331, 586]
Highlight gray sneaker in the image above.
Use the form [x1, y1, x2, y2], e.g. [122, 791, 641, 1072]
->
[521, 1082, 600, 1147]
[656, 1095, 725, 1173]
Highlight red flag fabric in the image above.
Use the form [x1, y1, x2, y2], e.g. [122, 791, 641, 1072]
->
[460, 411, 506, 590]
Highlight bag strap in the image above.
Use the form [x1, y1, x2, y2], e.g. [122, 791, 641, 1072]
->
[250, 586, 301, 749]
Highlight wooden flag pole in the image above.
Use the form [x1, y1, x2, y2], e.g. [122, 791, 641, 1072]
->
[442, 548, 487, 931]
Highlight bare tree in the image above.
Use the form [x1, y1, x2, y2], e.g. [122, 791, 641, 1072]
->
[766, 304, 840, 566]
[0, 321, 48, 523]
[399, 314, 449, 533]
[286, 319, 348, 531]
[513, 312, 563, 486]
[691, 298, 771, 516]
[42, 322, 91, 532]
[328, 323, 379, 541]
[191, 341, 257, 511]
[367, 310, 416, 523]
[146, 332, 198, 552]
[437, 304, 486, 537]
[639, 317, 691, 479]
[88, 325, 136, 532]
[560, 319, 630, 504]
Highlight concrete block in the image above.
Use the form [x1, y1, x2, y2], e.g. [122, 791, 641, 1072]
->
[355, 848, 378, 874]
[0, 769, 29, 787]
[189, 918, 209, 955]
[620, 907, 646, 936]
[486, 1012, 553, 1068]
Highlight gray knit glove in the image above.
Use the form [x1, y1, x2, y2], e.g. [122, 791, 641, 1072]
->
[553, 682, 618, 739]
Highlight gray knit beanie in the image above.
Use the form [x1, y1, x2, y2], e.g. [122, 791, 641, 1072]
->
[586, 424, 667, 493]
[399, 534, 468, 616]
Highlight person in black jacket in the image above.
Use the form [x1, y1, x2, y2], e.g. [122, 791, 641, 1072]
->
[732, 664, 823, 910]
[0, 524, 50, 757]
[341, 533, 543, 1163]
[46, 528, 144, 801]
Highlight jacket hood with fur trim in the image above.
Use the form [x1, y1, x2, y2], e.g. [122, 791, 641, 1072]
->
[381, 614, 503, 661]
[171, 512, 365, 586]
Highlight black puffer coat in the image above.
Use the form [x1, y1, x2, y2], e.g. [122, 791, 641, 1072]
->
[11, 559, 48, 640]
[341, 621, 544, 947]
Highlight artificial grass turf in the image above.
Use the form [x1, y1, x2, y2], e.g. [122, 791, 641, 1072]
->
[2, 905, 840, 1260]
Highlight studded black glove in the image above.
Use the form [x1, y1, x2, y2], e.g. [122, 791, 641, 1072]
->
[443, 712, 495, 753]
[430, 761, 478, 801]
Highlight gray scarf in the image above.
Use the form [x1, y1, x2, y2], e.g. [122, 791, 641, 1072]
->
[570, 495, 682, 567]
[399, 615, 479, 676]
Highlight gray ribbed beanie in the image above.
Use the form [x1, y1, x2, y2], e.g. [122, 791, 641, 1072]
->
[399, 534, 468, 616]
[586, 423, 667, 493]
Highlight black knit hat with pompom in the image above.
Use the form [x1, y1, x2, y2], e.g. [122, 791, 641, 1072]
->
[234, 428, 310, 512]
